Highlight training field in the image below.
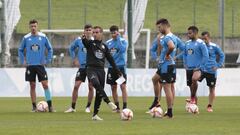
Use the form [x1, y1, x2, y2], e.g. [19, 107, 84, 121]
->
[0, 97, 239, 135]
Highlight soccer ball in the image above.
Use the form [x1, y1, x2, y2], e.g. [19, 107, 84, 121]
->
[120, 108, 133, 121]
[150, 106, 163, 118]
[186, 103, 199, 114]
[37, 101, 48, 112]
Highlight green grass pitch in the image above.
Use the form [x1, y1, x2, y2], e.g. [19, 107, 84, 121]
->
[0, 97, 239, 135]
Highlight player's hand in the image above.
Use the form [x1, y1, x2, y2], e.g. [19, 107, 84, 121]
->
[116, 69, 122, 77]
[72, 59, 80, 67]
[165, 55, 171, 60]
[82, 34, 86, 39]
[22, 60, 28, 67]
[212, 66, 218, 71]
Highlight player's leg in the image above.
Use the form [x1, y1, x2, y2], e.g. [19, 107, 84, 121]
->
[65, 80, 81, 113]
[186, 70, 193, 103]
[191, 70, 201, 104]
[120, 83, 127, 109]
[148, 72, 161, 110]
[206, 73, 216, 112]
[37, 66, 54, 112]
[88, 69, 116, 116]
[171, 73, 176, 105]
[111, 84, 120, 112]
[25, 66, 37, 112]
[85, 82, 94, 113]
[106, 68, 119, 110]
[92, 89, 103, 120]
[29, 81, 37, 111]
[171, 83, 175, 105]
[163, 82, 173, 118]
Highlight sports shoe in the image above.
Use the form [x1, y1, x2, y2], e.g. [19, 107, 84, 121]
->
[185, 98, 191, 103]
[108, 102, 117, 110]
[186, 98, 197, 104]
[145, 110, 151, 114]
[148, 101, 159, 110]
[112, 108, 120, 113]
[64, 107, 76, 113]
[163, 112, 173, 118]
[92, 115, 103, 121]
[30, 108, 37, 112]
[85, 107, 91, 113]
[49, 107, 56, 112]
[207, 105, 213, 112]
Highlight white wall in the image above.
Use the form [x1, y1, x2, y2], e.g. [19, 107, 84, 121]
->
[0, 68, 240, 97]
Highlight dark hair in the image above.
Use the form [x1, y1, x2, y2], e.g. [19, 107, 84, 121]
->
[84, 24, 92, 29]
[188, 26, 199, 33]
[93, 26, 103, 33]
[109, 25, 119, 32]
[29, 19, 38, 25]
[201, 31, 210, 37]
[156, 18, 170, 27]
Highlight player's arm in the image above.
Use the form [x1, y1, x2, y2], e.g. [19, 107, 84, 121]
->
[165, 40, 175, 60]
[18, 38, 26, 65]
[117, 36, 128, 53]
[200, 43, 209, 68]
[81, 34, 91, 49]
[45, 37, 53, 64]
[105, 43, 121, 76]
[175, 38, 185, 60]
[150, 38, 158, 60]
[69, 39, 79, 65]
[216, 46, 225, 68]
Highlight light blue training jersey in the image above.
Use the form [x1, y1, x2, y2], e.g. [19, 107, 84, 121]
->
[18, 32, 53, 65]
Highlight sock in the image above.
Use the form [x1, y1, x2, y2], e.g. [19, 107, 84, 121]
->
[154, 97, 159, 102]
[149, 97, 159, 109]
[167, 108, 173, 117]
[123, 102, 127, 109]
[72, 102, 76, 109]
[86, 102, 91, 108]
[115, 102, 120, 109]
[103, 97, 110, 104]
[207, 104, 212, 108]
[32, 102, 36, 109]
[44, 89, 52, 101]
[47, 100, 52, 110]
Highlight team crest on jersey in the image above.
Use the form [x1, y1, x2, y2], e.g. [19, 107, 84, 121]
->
[76, 71, 80, 77]
[101, 45, 105, 49]
[82, 48, 87, 53]
[110, 48, 117, 55]
[31, 44, 40, 52]
[27, 70, 30, 75]
[211, 82, 214, 86]
[28, 38, 32, 41]
[108, 73, 112, 80]
[39, 37, 42, 40]
[95, 50, 104, 59]
[187, 49, 194, 55]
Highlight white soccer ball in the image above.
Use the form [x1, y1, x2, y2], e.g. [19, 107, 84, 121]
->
[121, 108, 133, 121]
[186, 103, 199, 114]
[150, 106, 163, 118]
[37, 101, 48, 112]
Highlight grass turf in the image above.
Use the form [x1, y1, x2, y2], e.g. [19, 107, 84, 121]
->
[17, 0, 240, 37]
[0, 97, 239, 135]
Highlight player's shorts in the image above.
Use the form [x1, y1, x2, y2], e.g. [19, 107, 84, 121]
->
[186, 69, 201, 86]
[199, 71, 216, 88]
[75, 68, 87, 82]
[107, 66, 127, 85]
[156, 64, 176, 84]
[25, 65, 48, 82]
